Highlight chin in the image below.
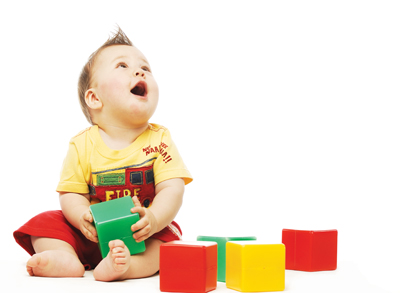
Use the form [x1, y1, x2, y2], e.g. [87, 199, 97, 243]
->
[129, 105, 157, 121]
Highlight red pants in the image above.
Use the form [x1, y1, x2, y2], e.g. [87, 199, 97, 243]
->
[13, 210, 182, 270]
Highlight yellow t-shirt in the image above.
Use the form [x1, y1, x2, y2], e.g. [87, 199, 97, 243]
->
[57, 124, 192, 206]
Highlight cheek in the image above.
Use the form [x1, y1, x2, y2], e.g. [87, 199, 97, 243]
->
[99, 78, 124, 97]
[149, 82, 159, 110]
[152, 79, 159, 94]
[149, 79, 159, 101]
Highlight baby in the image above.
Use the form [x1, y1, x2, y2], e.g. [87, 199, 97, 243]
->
[13, 28, 192, 281]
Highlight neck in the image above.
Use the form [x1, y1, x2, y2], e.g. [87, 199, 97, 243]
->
[97, 123, 149, 150]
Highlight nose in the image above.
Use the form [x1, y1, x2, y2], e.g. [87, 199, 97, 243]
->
[134, 69, 146, 79]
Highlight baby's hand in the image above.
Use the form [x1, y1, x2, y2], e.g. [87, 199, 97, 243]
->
[79, 209, 98, 243]
[130, 196, 158, 242]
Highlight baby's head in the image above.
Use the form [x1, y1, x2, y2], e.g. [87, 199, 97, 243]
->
[78, 27, 158, 127]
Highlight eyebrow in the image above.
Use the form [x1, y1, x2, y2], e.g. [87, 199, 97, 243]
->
[111, 55, 128, 63]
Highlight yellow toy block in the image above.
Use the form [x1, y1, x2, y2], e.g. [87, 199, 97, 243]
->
[226, 241, 285, 292]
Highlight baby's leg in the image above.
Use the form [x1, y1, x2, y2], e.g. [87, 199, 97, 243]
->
[27, 236, 85, 277]
[93, 238, 162, 282]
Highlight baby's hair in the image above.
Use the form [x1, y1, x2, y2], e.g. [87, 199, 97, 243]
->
[78, 26, 133, 124]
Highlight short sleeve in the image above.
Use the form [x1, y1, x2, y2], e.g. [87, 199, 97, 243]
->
[56, 141, 89, 194]
[153, 129, 193, 186]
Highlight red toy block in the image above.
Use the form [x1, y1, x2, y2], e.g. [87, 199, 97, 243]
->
[282, 229, 338, 272]
[160, 241, 218, 293]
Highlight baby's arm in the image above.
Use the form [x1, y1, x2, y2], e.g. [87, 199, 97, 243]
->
[59, 192, 98, 243]
[131, 178, 185, 242]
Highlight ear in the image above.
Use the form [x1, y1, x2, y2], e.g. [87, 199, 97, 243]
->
[85, 89, 103, 110]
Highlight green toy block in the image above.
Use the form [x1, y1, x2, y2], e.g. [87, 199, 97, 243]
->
[197, 235, 257, 282]
[89, 196, 146, 258]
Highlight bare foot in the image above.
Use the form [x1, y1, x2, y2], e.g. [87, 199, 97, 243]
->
[93, 240, 131, 281]
[26, 250, 85, 277]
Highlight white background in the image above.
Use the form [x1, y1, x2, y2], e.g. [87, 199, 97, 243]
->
[0, 1, 399, 292]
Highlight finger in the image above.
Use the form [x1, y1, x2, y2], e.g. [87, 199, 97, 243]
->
[90, 235, 99, 243]
[131, 206, 146, 218]
[90, 226, 98, 238]
[89, 232, 99, 243]
[134, 227, 151, 242]
[83, 227, 98, 243]
[133, 231, 149, 242]
[86, 226, 98, 240]
[84, 211, 93, 223]
[131, 217, 149, 233]
[132, 223, 151, 241]
[132, 196, 142, 207]
[84, 221, 98, 238]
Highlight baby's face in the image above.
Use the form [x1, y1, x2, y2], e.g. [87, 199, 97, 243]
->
[91, 45, 159, 128]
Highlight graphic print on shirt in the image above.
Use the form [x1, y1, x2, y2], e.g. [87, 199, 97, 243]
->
[89, 158, 156, 207]
[142, 141, 173, 163]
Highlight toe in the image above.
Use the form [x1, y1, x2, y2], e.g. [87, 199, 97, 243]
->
[27, 255, 40, 267]
[109, 239, 125, 250]
[26, 266, 34, 276]
[114, 239, 125, 247]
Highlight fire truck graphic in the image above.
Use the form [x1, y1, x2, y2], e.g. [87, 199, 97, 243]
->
[89, 159, 156, 208]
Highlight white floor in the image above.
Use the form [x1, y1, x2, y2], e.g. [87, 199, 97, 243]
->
[2, 256, 394, 293]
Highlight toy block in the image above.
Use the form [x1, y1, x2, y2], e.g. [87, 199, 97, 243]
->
[197, 235, 257, 282]
[89, 196, 145, 258]
[160, 241, 218, 293]
[282, 229, 337, 272]
[226, 241, 285, 292]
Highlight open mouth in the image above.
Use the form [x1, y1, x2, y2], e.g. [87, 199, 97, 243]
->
[131, 81, 148, 97]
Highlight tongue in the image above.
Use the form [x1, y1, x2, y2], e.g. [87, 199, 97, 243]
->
[132, 86, 144, 96]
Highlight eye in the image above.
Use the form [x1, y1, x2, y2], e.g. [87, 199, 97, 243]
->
[142, 66, 151, 72]
[117, 62, 128, 69]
